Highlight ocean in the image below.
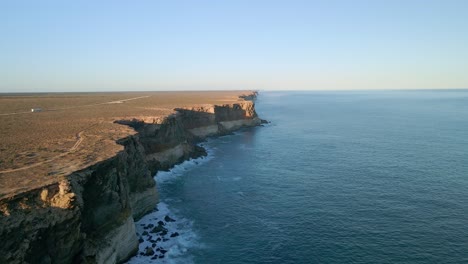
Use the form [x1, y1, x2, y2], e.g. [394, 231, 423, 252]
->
[129, 90, 468, 264]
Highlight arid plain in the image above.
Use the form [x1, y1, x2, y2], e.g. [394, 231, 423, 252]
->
[0, 91, 252, 198]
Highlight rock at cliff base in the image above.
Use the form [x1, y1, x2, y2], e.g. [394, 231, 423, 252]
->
[170, 232, 180, 238]
[151, 223, 168, 234]
[144, 247, 155, 256]
[164, 215, 176, 222]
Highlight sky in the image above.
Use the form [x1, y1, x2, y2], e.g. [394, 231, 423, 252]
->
[1, 0, 468, 92]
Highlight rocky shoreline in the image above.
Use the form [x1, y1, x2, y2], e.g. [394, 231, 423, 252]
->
[130, 200, 196, 262]
[0, 92, 265, 263]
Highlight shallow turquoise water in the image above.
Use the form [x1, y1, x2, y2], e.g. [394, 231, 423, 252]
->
[148, 90, 468, 263]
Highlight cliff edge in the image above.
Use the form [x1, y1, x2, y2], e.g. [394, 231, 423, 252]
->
[0, 91, 264, 263]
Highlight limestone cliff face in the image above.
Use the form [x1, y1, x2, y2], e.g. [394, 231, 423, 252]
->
[0, 182, 82, 264]
[141, 101, 261, 174]
[0, 135, 156, 264]
[0, 93, 263, 263]
[177, 101, 261, 138]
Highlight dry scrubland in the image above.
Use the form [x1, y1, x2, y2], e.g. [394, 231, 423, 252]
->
[0, 91, 252, 198]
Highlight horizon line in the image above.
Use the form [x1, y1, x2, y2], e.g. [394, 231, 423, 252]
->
[1, 87, 468, 95]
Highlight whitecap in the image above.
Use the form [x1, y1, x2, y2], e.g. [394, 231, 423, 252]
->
[127, 202, 203, 264]
[155, 145, 214, 184]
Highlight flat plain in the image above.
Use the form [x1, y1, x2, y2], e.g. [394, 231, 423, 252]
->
[0, 91, 251, 198]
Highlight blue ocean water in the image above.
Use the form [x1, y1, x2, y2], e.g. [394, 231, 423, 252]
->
[133, 90, 468, 264]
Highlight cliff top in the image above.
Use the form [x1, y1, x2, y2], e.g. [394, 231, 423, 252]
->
[0, 90, 256, 199]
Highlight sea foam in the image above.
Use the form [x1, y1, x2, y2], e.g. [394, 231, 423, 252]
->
[156, 143, 214, 184]
[127, 143, 214, 263]
[127, 202, 202, 264]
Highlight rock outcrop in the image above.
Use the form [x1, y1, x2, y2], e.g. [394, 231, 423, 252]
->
[0, 92, 263, 263]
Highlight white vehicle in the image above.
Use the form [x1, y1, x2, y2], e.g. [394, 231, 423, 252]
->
[31, 108, 42, 112]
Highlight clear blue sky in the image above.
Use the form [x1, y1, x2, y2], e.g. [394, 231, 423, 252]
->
[1, 0, 468, 92]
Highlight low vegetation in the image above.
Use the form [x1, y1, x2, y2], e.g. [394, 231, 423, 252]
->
[0, 91, 251, 198]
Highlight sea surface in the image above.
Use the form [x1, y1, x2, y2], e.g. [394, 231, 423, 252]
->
[129, 90, 468, 264]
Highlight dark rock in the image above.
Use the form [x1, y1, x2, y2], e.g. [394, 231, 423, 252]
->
[170, 232, 179, 238]
[158, 221, 165, 226]
[164, 215, 176, 222]
[142, 231, 149, 236]
[138, 238, 144, 243]
[151, 256, 158, 260]
[159, 255, 165, 258]
[144, 247, 154, 256]
[160, 249, 168, 254]
[190, 145, 208, 159]
[152, 243, 156, 248]
[163, 238, 169, 242]
[151, 224, 168, 234]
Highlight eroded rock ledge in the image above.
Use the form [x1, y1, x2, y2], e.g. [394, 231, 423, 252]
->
[0, 92, 264, 264]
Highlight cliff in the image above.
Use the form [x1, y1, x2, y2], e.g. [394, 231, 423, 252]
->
[0, 93, 263, 263]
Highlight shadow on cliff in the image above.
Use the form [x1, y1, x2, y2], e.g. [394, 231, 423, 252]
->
[0, 134, 157, 264]
[115, 104, 262, 175]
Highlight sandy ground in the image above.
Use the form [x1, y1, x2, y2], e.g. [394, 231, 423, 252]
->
[0, 91, 253, 198]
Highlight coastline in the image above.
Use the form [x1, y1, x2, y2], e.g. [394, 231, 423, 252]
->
[0, 91, 265, 263]
[127, 143, 217, 263]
